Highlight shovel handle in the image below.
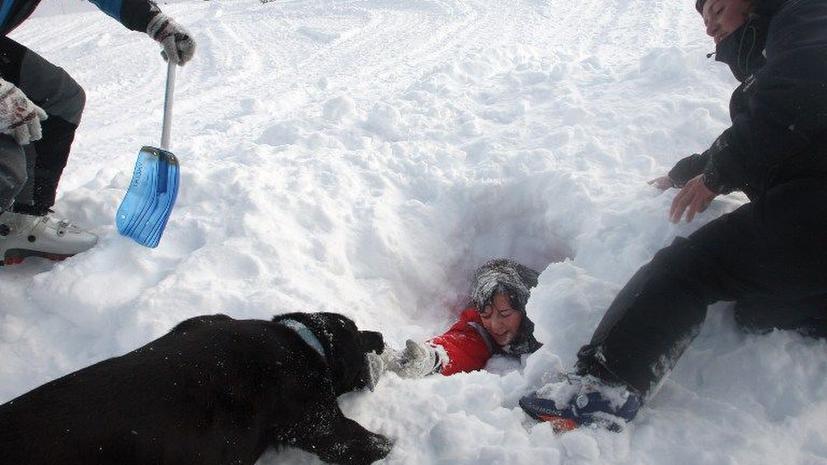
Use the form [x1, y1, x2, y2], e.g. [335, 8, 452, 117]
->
[161, 60, 176, 150]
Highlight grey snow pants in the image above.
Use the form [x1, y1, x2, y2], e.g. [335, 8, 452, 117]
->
[0, 35, 85, 214]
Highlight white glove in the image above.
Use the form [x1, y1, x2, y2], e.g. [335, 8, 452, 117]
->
[0, 79, 47, 145]
[365, 352, 386, 390]
[382, 339, 442, 379]
[147, 13, 196, 65]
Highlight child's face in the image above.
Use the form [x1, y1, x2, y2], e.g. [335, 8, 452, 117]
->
[480, 292, 524, 347]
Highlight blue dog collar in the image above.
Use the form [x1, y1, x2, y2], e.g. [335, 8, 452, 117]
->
[280, 319, 326, 359]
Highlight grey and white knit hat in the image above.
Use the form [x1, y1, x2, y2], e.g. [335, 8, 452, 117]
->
[471, 258, 539, 311]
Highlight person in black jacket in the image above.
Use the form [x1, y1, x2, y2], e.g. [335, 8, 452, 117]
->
[520, 0, 827, 431]
[0, 0, 195, 265]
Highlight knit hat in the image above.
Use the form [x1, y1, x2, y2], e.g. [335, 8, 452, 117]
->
[470, 258, 543, 355]
[471, 258, 538, 311]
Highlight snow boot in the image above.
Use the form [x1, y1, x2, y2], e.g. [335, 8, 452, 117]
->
[0, 211, 97, 265]
[519, 373, 642, 433]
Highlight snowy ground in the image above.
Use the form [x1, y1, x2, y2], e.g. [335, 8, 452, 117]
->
[3, 1, 826, 464]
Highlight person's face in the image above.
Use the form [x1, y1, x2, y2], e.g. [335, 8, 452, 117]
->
[480, 292, 524, 347]
[702, 0, 752, 44]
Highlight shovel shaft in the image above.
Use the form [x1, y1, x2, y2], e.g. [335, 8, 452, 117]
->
[161, 60, 176, 150]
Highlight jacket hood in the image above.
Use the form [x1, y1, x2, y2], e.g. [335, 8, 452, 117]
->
[752, 0, 790, 15]
[696, 0, 789, 15]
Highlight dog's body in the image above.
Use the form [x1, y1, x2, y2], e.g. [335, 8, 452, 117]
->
[0, 313, 391, 465]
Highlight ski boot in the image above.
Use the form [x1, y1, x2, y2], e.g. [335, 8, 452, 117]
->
[0, 210, 98, 265]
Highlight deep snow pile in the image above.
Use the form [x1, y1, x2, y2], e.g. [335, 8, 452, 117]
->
[3, 1, 826, 464]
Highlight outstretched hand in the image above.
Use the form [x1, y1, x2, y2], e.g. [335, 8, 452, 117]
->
[670, 174, 717, 224]
[381, 339, 440, 379]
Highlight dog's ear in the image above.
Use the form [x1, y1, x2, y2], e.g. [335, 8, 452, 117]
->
[359, 331, 384, 354]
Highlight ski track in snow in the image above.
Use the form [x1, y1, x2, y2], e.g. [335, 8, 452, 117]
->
[3, 1, 826, 464]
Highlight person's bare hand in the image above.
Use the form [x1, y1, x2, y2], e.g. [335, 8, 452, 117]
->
[648, 176, 675, 191]
[670, 174, 718, 223]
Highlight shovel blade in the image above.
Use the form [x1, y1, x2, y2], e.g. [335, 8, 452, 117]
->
[116, 146, 180, 248]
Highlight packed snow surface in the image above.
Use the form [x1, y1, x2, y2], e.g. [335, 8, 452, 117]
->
[4, 1, 827, 464]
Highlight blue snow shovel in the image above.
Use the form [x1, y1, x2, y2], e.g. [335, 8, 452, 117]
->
[116, 60, 180, 248]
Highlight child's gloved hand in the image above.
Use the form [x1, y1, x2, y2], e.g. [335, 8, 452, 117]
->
[0, 78, 47, 145]
[382, 339, 442, 379]
[146, 12, 196, 65]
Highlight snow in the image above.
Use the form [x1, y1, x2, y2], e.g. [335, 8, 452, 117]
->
[3, 1, 827, 464]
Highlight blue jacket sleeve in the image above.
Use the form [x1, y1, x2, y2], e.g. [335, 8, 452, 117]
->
[89, 0, 159, 32]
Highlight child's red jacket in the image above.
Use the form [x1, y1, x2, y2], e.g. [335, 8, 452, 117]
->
[428, 307, 496, 375]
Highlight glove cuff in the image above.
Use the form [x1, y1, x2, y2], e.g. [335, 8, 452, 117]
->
[702, 169, 727, 194]
[0, 78, 15, 96]
[147, 12, 172, 41]
[384, 340, 444, 378]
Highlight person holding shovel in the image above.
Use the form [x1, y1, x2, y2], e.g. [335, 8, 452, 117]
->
[0, 0, 195, 265]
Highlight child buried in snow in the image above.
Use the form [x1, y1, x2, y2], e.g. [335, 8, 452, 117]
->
[376, 258, 543, 378]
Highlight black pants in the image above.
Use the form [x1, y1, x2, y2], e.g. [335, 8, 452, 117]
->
[576, 177, 827, 398]
[0, 36, 85, 214]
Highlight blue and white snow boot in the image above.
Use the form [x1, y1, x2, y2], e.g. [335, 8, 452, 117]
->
[520, 373, 642, 433]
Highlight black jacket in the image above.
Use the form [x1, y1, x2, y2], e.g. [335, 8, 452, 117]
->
[669, 0, 827, 199]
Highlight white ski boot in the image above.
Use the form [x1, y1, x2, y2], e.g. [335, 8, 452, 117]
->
[0, 211, 98, 265]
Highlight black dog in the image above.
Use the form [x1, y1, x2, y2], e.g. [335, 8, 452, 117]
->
[0, 312, 391, 465]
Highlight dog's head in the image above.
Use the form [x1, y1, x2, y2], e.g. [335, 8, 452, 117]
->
[272, 312, 384, 396]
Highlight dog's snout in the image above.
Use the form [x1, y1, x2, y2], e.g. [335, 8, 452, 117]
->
[359, 330, 385, 354]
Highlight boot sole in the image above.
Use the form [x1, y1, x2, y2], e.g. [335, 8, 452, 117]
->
[519, 395, 580, 433]
[1, 249, 73, 266]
